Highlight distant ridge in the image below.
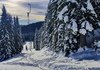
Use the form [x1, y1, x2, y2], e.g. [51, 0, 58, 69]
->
[21, 21, 44, 34]
[21, 21, 44, 41]
[20, 25, 25, 27]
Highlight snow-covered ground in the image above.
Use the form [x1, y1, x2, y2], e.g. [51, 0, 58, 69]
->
[0, 42, 100, 70]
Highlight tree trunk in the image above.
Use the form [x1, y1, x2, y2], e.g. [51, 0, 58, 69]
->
[80, 34, 86, 48]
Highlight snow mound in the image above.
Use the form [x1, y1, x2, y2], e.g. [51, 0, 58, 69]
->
[80, 29, 86, 35]
[77, 47, 85, 53]
[69, 48, 100, 61]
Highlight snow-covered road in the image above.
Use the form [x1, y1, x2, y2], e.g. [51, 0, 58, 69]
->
[0, 42, 100, 70]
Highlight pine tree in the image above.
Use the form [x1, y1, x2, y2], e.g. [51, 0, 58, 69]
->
[14, 16, 23, 54]
[63, 0, 99, 53]
[0, 5, 15, 60]
[43, 0, 100, 56]
[34, 0, 100, 56]
[91, 0, 100, 22]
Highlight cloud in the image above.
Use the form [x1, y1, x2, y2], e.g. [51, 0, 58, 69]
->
[20, 1, 48, 10]
[0, 0, 49, 25]
[32, 12, 46, 16]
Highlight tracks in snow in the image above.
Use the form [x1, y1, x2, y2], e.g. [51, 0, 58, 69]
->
[0, 51, 95, 70]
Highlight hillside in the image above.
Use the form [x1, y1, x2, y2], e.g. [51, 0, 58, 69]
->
[21, 21, 44, 34]
[21, 21, 44, 41]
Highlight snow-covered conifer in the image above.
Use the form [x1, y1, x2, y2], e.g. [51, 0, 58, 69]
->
[0, 5, 15, 60]
[14, 16, 23, 54]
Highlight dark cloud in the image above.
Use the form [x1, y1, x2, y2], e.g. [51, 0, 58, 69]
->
[1, 0, 8, 1]
[18, 1, 48, 16]
[32, 11, 46, 16]
[19, 1, 48, 10]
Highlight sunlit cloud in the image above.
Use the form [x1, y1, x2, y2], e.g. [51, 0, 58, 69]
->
[0, 0, 49, 25]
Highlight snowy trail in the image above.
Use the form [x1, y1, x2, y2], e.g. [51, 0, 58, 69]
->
[0, 42, 100, 70]
[0, 53, 42, 70]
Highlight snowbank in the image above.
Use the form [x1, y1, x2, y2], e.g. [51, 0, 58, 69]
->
[69, 48, 100, 61]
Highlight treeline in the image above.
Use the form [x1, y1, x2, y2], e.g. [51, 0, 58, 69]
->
[34, 0, 100, 56]
[0, 5, 23, 61]
[21, 21, 43, 41]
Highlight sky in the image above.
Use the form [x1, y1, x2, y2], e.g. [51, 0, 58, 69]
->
[0, 0, 49, 25]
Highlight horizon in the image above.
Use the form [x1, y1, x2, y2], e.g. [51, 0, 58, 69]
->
[20, 21, 44, 25]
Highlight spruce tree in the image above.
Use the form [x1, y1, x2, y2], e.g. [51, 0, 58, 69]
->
[64, 0, 98, 53]
[0, 5, 15, 60]
[44, 0, 100, 56]
[14, 16, 23, 54]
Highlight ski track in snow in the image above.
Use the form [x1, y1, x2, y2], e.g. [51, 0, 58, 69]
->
[0, 42, 100, 70]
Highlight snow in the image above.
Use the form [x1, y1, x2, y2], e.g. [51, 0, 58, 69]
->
[0, 42, 100, 70]
[69, 39, 72, 43]
[94, 41, 98, 47]
[81, 21, 94, 32]
[86, 28, 100, 47]
[71, 19, 78, 32]
[87, 0, 96, 15]
[81, 7, 85, 10]
[58, 24, 64, 31]
[58, 13, 63, 20]
[64, 16, 68, 23]
[82, 21, 85, 28]
[86, 21, 94, 31]
[87, 0, 94, 10]
[67, 0, 78, 4]
[58, 6, 68, 20]
[98, 22, 100, 26]
[68, 48, 100, 61]
[79, 29, 86, 35]
[68, 24, 71, 29]
[94, 28, 100, 37]
[77, 47, 87, 53]
[98, 41, 100, 47]
[77, 47, 85, 53]
[65, 36, 69, 40]
[50, 0, 57, 3]
[74, 39, 77, 43]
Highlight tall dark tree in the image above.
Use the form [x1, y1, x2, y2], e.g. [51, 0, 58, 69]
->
[37, 0, 100, 56]
[14, 16, 23, 54]
[62, 0, 100, 55]
[0, 5, 23, 61]
[91, 0, 100, 22]
[0, 5, 15, 60]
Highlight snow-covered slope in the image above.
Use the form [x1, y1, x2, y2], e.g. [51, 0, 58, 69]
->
[0, 42, 100, 70]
